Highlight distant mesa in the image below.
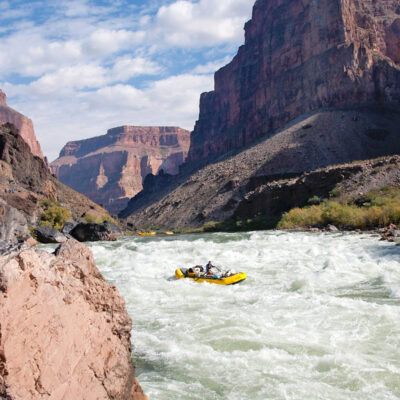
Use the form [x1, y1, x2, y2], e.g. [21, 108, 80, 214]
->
[51, 125, 191, 214]
[0, 89, 45, 160]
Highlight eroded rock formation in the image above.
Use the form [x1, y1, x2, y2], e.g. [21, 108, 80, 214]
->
[0, 239, 148, 399]
[51, 126, 190, 214]
[0, 123, 111, 225]
[188, 0, 400, 162]
[0, 89, 44, 160]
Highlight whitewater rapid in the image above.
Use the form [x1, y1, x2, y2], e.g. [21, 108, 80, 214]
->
[56, 231, 400, 399]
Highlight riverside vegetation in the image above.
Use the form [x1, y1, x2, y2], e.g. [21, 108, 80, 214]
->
[278, 187, 400, 230]
[179, 186, 400, 233]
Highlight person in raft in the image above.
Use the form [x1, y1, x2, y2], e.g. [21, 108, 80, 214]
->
[205, 261, 214, 275]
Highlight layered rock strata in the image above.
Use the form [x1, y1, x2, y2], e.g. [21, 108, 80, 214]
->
[188, 0, 400, 162]
[0, 89, 44, 160]
[51, 126, 190, 214]
[0, 239, 148, 399]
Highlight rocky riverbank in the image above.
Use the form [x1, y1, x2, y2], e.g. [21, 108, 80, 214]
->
[0, 239, 148, 400]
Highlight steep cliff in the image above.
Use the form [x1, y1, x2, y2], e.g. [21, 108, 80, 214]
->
[0, 89, 44, 160]
[0, 123, 111, 225]
[51, 126, 190, 214]
[0, 239, 148, 400]
[121, 0, 400, 228]
[188, 0, 400, 162]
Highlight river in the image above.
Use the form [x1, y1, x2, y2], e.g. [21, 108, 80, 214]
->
[56, 231, 400, 399]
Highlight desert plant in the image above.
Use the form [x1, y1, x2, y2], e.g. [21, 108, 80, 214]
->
[40, 204, 71, 230]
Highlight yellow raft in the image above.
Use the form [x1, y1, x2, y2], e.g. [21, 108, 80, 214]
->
[137, 232, 156, 236]
[175, 266, 246, 285]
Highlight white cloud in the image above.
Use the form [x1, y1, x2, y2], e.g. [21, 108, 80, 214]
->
[0, 0, 254, 161]
[151, 0, 251, 47]
[4, 73, 214, 161]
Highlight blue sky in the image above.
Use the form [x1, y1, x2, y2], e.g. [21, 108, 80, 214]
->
[0, 0, 254, 160]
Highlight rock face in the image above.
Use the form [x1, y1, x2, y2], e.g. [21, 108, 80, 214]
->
[70, 222, 123, 242]
[51, 126, 190, 214]
[0, 198, 28, 242]
[0, 123, 111, 224]
[0, 239, 148, 399]
[188, 0, 400, 163]
[121, 109, 400, 228]
[0, 89, 44, 160]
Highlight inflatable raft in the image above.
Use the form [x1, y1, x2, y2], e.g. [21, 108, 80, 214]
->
[175, 266, 246, 285]
[137, 232, 156, 236]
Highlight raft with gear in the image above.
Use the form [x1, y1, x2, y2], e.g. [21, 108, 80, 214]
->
[175, 265, 246, 285]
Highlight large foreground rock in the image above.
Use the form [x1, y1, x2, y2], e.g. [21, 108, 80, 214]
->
[0, 239, 148, 399]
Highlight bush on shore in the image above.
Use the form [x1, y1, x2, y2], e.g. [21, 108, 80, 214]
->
[278, 187, 400, 230]
[39, 200, 72, 230]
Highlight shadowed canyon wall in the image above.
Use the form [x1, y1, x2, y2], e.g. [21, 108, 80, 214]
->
[51, 126, 190, 214]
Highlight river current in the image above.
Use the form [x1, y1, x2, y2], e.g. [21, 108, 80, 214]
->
[47, 231, 400, 399]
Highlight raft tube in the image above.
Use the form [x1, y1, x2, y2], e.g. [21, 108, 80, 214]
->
[175, 268, 246, 285]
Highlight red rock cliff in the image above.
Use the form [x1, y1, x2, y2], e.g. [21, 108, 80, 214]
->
[0, 239, 148, 399]
[0, 90, 44, 160]
[188, 0, 400, 162]
[51, 126, 190, 214]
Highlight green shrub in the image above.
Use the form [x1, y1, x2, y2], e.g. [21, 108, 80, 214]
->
[84, 213, 117, 225]
[278, 186, 400, 230]
[40, 205, 71, 230]
[278, 205, 324, 229]
[308, 195, 322, 205]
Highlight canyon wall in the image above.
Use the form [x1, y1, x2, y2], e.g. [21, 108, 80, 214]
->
[188, 0, 400, 162]
[0, 89, 44, 160]
[52, 126, 190, 214]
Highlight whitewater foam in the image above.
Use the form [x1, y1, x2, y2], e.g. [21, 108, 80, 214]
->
[43, 231, 400, 399]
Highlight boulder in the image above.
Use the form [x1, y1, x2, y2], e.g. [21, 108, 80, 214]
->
[327, 225, 339, 232]
[35, 226, 68, 244]
[0, 239, 148, 399]
[70, 222, 123, 242]
[0, 198, 28, 242]
[62, 221, 78, 234]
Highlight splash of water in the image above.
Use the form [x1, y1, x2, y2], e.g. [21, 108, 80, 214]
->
[58, 231, 400, 399]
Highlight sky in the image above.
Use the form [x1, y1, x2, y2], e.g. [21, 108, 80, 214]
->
[0, 0, 254, 161]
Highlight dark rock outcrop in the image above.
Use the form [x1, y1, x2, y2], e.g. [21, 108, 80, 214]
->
[0, 239, 148, 399]
[0, 198, 28, 242]
[51, 126, 190, 214]
[0, 123, 112, 224]
[35, 226, 68, 244]
[0, 89, 44, 160]
[188, 0, 400, 163]
[70, 222, 123, 242]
